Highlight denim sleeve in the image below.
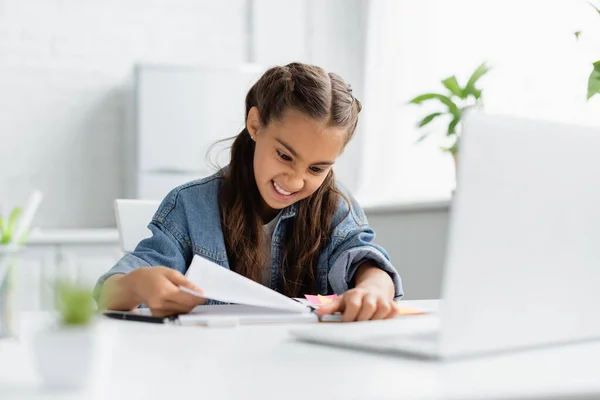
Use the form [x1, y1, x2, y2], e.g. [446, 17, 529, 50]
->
[93, 218, 192, 302]
[327, 225, 404, 301]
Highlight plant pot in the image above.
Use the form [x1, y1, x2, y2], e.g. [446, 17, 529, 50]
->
[451, 152, 459, 198]
[34, 323, 96, 390]
[452, 152, 459, 178]
[0, 246, 21, 339]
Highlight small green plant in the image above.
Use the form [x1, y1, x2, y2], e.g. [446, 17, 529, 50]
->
[0, 207, 27, 245]
[408, 62, 490, 154]
[575, 2, 600, 99]
[55, 280, 95, 326]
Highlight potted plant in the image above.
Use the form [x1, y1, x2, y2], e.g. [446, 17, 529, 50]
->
[408, 62, 490, 176]
[0, 191, 43, 338]
[0, 207, 27, 338]
[34, 280, 96, 390]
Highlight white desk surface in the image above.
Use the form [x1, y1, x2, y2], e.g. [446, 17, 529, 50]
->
[1, 300, 599, 400]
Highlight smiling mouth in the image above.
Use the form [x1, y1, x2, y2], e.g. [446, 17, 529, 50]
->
[272, 180, 295, 197]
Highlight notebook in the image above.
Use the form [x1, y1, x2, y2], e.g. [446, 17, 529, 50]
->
[177, 255, 322, 325]
[180, 255, 423, 324]
[121, 303, 318, 326]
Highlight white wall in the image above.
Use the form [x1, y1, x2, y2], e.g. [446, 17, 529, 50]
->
[307, 0, 367, 193]
[366, 206, 449, 300]
[0, 0, 247, 229]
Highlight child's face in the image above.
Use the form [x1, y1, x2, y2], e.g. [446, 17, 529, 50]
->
[247, 107, 346, 220]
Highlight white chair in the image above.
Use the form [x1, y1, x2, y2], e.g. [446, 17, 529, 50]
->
[114, 199, 161, 253]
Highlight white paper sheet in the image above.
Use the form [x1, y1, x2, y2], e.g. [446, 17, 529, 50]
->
[183, 255, 310, 314]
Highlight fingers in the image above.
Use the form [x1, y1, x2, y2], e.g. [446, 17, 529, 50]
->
[371, 298, 393, 321]
[385, 304, 400, 319]
[356, 294, 378, 321]
[315, 297, 343, 316]
[150, 301, 190, 318]
[164, 269, 203, 293]
[146, 270, 205, 317]
[316, 290, 398, 322]
[148, 293, 204, 317]
[169, 289, 206, 308]
[349, 295, 397, 322]
[341, 291, 363, 322]
[163, 268, 206, 306]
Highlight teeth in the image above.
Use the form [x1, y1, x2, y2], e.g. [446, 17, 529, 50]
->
[273, 181, 292, 196]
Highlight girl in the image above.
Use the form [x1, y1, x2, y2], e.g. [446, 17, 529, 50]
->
[96, 62, 403, 322]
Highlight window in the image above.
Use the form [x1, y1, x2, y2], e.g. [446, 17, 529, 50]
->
[357, 0, 600, 206]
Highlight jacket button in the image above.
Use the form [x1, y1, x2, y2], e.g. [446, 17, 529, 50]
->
[275, 236, 280, 244]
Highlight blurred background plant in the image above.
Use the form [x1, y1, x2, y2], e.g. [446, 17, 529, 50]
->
[408, 62, 490, 156]
[0, 207, 27, 245]
[54, 280, 95, 326]
[575, 1, 600, 99]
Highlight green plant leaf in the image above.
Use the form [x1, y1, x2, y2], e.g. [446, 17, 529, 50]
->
[7, 208, 21, 241]
[447, 114, 461, 136]
[463, 63, 490, 98]
[589, 1, 600, 15]
[443, 98, 461, 119]
[441, 76, 464, 98]
[575, 31, 582, 40]
[587, 61, 600, 99]
[415, 131, 432, 144]
[409, 93, 460, 118]
[0, 216, 7, 244]
[0, 208, 21, 244]
[417, 112, 444, 128]
[408, 93, 446, 105]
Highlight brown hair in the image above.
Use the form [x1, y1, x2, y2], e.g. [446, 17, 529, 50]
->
[219, 62, 362, 297]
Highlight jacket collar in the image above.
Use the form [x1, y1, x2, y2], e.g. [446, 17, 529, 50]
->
[280, 202, 298, 220]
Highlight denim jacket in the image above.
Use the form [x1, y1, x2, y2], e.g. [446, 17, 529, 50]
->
[94, 169, 403, 301]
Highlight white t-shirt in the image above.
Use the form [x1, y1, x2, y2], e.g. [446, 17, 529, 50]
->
[261, 212, 282, 287]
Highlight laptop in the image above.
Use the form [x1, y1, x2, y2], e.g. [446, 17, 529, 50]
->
[291, 112, 600, 359]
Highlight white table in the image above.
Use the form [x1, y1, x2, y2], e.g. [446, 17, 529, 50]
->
[1, 300, 599, 400]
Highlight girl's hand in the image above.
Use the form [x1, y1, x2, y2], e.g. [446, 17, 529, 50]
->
[315, 287, 399, 322]
[126, 266, 206, 317]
